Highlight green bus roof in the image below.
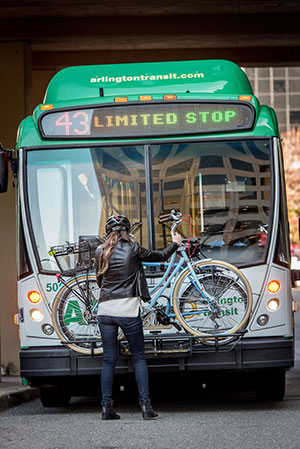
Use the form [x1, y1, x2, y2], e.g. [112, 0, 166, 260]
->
[16, 60, 280, 148]
[44, 59, 253, 103]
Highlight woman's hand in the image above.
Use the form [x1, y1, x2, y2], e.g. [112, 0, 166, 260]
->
[171, 231, 182, 246]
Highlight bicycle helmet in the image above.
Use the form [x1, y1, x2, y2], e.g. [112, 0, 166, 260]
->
[105, 214, 131, 235]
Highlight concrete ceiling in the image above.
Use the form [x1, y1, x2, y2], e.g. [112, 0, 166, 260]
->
[1, 0, 300, 17]
[1, 1, 300, 66]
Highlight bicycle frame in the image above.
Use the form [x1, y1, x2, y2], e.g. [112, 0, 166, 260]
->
[143, 246, 218, 318]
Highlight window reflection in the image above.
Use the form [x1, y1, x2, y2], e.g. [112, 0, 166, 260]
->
[27, 147, 146, 270]
[152, 140, 271, 265]
[27, 140, 271, 271]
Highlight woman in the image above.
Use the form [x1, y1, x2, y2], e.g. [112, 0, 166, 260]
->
[96, 214, 182, 420]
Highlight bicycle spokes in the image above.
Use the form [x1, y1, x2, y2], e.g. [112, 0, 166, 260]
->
[173, 260, 252, 338]
[52, 274, 103, 354]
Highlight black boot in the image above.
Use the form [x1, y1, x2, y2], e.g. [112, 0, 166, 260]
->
[140, 399, 158, 420]
[102, 400, 120, 420]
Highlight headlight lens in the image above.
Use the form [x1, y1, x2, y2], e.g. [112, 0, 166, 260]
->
[27, 291, 42, 304]
[267, 298, 280, 312]
[30, 309, 43, 322]
[267, 280, 280, 294]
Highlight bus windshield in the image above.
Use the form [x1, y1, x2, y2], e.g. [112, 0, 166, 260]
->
[26, 139, 272, 271]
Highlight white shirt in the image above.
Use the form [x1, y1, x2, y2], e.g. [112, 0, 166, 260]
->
[97, 297, 141, 317]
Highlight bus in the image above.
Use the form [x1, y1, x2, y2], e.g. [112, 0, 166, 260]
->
[0, 59, 296, 406]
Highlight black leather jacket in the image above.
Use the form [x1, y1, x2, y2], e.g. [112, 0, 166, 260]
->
[96, 240, 178, 302]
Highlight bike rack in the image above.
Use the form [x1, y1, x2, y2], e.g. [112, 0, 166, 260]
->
[120, 329, 248, 356]
[59, 339, 102, 357]
[192, 329, 248, 351]
[129, 333, 194, 356]
[59, 329, 248, 357]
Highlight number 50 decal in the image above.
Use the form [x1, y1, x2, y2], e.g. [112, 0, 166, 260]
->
[46, 282, 62, 292]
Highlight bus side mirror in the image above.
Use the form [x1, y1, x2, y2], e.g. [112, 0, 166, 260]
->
[0, 150, 8, 193]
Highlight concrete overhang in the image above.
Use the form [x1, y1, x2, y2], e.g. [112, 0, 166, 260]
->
[0, 1, 300, 66]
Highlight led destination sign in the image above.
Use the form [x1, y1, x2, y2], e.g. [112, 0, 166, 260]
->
[39, 102, 254, 139]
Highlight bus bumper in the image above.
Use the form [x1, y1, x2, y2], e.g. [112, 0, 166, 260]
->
[20, 336, 294, 384]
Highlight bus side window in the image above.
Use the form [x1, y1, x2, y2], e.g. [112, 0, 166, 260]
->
[17, 214, 32, 279]
[274, 142, 290, 267]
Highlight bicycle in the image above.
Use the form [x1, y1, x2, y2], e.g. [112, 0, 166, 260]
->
[49, 238, 103, 355]
[50, 211, 253, 355]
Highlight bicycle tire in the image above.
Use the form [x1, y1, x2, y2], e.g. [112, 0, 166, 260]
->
[172, 260, 252, 343]
[51, 273, 103, 355]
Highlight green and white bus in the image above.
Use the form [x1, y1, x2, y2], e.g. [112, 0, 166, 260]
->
[0, 59, 296, 405]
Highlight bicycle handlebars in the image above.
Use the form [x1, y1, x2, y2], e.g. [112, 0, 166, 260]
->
[158, 210, 182, 224]
[158, 213, 170, 223]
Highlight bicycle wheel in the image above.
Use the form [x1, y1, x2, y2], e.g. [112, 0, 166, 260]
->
[51, 273, 103, 355]
[172, 260, 252, 342]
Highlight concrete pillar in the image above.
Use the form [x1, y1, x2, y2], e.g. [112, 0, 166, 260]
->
[0, 42, 31, 376]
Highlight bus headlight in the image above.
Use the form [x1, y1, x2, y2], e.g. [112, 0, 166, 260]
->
[257, 314, 269, 326]
[28, 291, 42, 304]
[30, 309, 43, 322]
[267, 280, 280, 294]
[267, 298, 280, 312]
[42, 323, 54, 335]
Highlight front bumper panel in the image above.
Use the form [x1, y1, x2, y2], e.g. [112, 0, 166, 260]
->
[20, 336, 294, 380]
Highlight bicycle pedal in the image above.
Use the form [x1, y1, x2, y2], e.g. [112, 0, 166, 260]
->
[172, 322, 182, 331]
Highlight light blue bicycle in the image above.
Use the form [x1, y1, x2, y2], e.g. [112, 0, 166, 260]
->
[140, 210, 252, 342]
[51, 210, 252, 355]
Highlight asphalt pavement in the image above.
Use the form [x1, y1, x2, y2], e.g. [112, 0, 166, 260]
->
[0, 287, 299, 411]
[1, 362, 300, 449]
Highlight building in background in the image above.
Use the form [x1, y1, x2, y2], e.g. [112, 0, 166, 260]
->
[244, 67, 300, 268]
[244, 67, 300, 132]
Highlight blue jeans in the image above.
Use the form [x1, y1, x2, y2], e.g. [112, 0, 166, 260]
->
[97, 315, 150, 405]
